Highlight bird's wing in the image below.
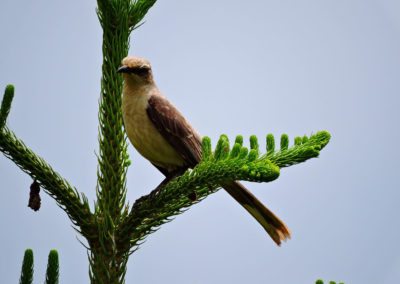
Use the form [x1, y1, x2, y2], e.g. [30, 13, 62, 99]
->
[146, 94, 202, 168]
[147, 94, 291, 245]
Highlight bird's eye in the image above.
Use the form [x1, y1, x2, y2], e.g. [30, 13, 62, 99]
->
[134, 67, 149, 77]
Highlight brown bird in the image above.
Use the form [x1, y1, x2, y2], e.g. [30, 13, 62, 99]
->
[118, 56, 290, 245]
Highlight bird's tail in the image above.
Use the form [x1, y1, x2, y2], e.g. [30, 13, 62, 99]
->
[221, 181, 291, 246]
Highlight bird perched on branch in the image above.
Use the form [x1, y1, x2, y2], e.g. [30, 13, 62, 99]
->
[118, 56, 290, 245]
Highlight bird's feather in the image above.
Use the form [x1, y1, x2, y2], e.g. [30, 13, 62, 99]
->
[146, 94, 291, 245]
[146, 94, 202, 169]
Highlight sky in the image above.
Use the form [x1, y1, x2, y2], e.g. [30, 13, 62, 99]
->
[1, 0, 400, 283]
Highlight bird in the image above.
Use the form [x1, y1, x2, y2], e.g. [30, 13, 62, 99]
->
[118, 56, 291, 245]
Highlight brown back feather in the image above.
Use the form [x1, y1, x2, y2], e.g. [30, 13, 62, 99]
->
[146, 94, 202, 169]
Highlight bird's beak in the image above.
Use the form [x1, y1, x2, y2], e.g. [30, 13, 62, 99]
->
[117, 65, 129, 73]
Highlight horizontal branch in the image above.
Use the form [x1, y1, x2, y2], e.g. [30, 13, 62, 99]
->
[117, 131, 330, 251]
[267, 131, 331, 168]
[117, 135, 281, 251]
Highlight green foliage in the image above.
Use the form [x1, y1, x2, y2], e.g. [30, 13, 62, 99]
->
[1, 76, 331, 281]
[316, 280, 345, 284]
[120, 132, 330, 249]
[128, 0, 157, 27]
[269, 131, 330, 168]
[45, 250, 59, 284]
[1, 0, 332, 283]
[19, 249, 34, 284]
[0, 84, 14, 130]
[266, 133, 275, 154]
[280, 133, 289, 150]
[250, 135, 259, 154]
[0, 123, 92, 232]
[18, 249, 60, 284]
[92, 1, 158, 282]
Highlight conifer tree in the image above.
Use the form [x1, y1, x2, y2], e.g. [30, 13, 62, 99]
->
[0, 1, 331, 283]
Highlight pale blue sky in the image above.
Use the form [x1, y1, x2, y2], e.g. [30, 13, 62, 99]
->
[1, 0, 400, 283]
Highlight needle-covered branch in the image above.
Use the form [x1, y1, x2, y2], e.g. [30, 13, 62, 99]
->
[96, 0, 156, 31]
[0, 85, 13, 129]
[2, 1, 333, 282]
[267, 131, 331, 168]
[45, 250, 59, 284]
[91, 1, 158, 282]
[0, 86, 92, 233]
[95, 0, 155, 220]
[118, 132, 330, 251]
[19, 249, 34, 284]
[128, 0, 157, 28]
[18, 249, 60, 284]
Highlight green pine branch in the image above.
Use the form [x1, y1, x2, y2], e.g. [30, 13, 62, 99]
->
[90, 1, 156, 282]
[0, 84, 13, 129]
[45, 250, 59, 284]
[1, 0, 332, 283]
[19, 249, 34, 284]
[267, 131, 331, 168]
[0, 86, 93, 235]
[18, 249, 60, 284]
[316, 280, 345, 284]
[119, 131, 330, 251]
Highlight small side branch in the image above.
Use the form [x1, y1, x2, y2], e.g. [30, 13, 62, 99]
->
[0, 85, 14, 130]
[118, 132, 330, 251]
[128, 0, 157, 28]
[0, 86, 92, 233]
[0, 127, 93, 230]
[117, 135, 281, 251]
[268, 131, 331, 168]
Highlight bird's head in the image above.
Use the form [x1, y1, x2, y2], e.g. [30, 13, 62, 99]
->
[118, 56, 154, 85]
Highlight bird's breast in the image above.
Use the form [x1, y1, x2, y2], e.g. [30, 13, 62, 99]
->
[122, 91, 185, 171]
